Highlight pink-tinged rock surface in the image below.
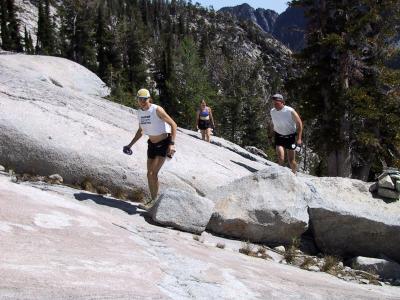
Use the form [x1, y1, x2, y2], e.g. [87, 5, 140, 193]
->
[0, 175, 399, 300]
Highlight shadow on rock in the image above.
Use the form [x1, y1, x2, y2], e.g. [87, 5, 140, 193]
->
[74, 192, 139, 215]
[370, 192, 399, 204]
[231, 160, 259, 173]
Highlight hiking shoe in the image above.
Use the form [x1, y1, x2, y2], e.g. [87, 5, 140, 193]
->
[138, 199, 155, 210]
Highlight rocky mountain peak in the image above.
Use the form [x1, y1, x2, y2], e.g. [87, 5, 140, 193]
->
[219, 3, 279, 33]
[219, 4, 305, 51]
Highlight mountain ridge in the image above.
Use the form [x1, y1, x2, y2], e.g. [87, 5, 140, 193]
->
[219, 3, 306, 52]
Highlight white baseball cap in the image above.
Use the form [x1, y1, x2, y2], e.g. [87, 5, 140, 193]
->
[272, 94, 284, 100]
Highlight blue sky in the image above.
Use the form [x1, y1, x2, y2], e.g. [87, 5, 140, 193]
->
[194, 1, 289, 14]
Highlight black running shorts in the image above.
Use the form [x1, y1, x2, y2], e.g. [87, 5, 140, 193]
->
[274, 132, 296, 150]
[147, 135, 171, 159]
[198, 120, 210, 130]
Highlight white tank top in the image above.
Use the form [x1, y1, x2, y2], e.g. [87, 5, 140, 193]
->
[138, 104, 171, 135]
[270, 106, 296, 135]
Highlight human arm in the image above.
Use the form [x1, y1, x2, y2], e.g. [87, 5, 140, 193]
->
[195, 110, 200, 130]
[209, 107, 215, 128]
[267, 115, 275, 146]
[156, 106, 177, 156]
[292, 110, 303, 145]
[126, 127, 143, 148]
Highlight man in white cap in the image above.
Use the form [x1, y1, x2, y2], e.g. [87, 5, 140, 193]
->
[124, 88, 177, 208]
[270, 93, 303, 174]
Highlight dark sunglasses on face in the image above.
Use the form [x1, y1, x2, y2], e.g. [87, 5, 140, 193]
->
[137, 97, 149, 102]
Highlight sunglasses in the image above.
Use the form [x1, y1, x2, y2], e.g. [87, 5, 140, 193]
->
[137, 97, 149, 102]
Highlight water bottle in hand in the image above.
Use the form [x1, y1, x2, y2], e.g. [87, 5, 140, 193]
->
[123, 145, 133, 155]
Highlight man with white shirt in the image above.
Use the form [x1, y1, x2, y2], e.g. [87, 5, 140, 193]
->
[270, 94, 303, 174]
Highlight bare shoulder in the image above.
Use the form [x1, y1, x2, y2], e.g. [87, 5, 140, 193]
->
[291, 108, 299, 115]
[156, 105, 167, 116]
[291, 109, 302, 121]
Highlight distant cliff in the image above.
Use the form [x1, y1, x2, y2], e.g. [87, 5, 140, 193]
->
[219, 3, 279, 33]
[220, 4, 306, 52]
[272, 7, 306, 52]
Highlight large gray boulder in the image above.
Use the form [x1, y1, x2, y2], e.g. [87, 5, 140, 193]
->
[378, 175, 395, 189]
[207, 166, 311, 245]
[348, 256, 400, 280]
[0, 53, 269, 201]
[306, 177, 400, 263]
[375, 170, 400, 200]
[2, 174, 399, 299]
[150, 188, 214, 234]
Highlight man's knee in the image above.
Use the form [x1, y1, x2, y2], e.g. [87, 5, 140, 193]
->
[276, 149, 284, 162]
[147, 171, 157, 180]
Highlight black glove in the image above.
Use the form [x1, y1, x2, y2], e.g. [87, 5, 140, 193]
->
[123, 145, 133, 155]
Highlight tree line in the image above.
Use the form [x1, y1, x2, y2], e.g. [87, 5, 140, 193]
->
[288, 0, 400, 180]
[1, 0, 399, 180]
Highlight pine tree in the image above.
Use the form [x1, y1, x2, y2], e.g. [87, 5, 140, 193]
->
[170, 0, 177, 16]
[7, 0, 22, 51]
[288, 0, 400, 179]
[198, 30, 209, 63]
[1, 0, 22, 51]
[24, 26, 34, 53]
[35, 0, 45, 53]
[240, 59, 268, 148]
[59, 0, 96, 70]
[36, 0, 56, 54]
[44, 0, 55, 53]
[0, 0, 10, 49]
[95, 2, 108, 80]
[211, 52, 266, 146]
[125, 19, 148, 92]
[139, 0, 149, 26]
[165, 36, 216, 128]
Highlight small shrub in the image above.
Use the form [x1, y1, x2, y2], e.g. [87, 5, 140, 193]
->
[300, 257, 315, 269]
[322, 255, 341, 274]
[239, 241, 254, 256]
[129, 188, 146, 202]
[362, 270, 380, 285]
[216, 243, 225, 249]
[192, 235, 200, 241]
[353, 267, 380, 285]
[257, 247, 266, 255]
[291, 237, 300, 249]
[114, 189, 128, 200]
[81, 178, 96, 193]
[284, 237, 300, 264]
[257, 247, 272, 259]
[260, 253, 272, 259]
[97, 185, 110, 195]
[284, 247, 296, 264]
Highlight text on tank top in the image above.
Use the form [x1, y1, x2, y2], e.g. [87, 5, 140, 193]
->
[138, 104, 171, 135]
[270, 106, 296, 136]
